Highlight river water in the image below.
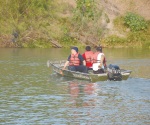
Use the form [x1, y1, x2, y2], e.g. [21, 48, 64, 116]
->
[0, 48, 150, 125]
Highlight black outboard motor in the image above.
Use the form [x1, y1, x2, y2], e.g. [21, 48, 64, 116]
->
[107, 64, 122, 81]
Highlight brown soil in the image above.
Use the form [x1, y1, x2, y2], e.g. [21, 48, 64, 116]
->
[61, 0, 150, 20]
[99, 0, 150, 35]
[60, 0, 150, 43]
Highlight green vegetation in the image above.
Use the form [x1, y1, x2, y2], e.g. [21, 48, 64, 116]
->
[0, 0, 57, 47]
[74, 0, 96, 19]
[104, 35, 126, 47]
[106, 13, 150, 48]
[72, 0, 106, 46]
[0, 0, 149, 48]
[124, 12, 148, 31]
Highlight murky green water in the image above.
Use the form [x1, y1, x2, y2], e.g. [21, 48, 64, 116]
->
[0, 48, 150, 124]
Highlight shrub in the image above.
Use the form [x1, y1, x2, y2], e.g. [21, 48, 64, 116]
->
[75, 0, 95, 19]
[124, 12, 148, 31]
[105, 35, 126, 45]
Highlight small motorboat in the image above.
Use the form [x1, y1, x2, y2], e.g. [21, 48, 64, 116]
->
[47, 60, 132, 82]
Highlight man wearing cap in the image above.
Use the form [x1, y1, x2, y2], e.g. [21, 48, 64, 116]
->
[62, 47, 88, 73]
[92, 46, 106, 74]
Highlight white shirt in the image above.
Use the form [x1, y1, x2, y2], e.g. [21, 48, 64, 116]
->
[93, 53, 104, 71]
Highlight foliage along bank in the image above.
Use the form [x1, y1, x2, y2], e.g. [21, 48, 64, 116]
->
[103, 12, 150, 48]
[0, 0, 149, 48]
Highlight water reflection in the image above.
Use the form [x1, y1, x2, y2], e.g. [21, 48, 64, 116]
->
[61, 78, 150, 124]
[68, 81, 97, 107]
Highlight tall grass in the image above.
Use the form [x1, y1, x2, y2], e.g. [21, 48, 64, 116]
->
[0, 0, 61, 47]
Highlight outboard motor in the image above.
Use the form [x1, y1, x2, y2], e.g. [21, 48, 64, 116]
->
[107, 64, 122, 81]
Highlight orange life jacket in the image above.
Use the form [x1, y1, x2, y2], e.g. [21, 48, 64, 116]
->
[93, 52, 107, 67]
[84, 51, 94, 63]
[69, 53, 80, 66]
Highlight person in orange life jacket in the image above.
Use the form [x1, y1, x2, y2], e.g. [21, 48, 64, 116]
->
[92, 46, 106, 74]
[62, 47, 88, 73]
[82, 46, 94, 70]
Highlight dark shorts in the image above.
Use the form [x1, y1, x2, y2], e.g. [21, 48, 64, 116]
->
[68, 65, 88, 73]
[87, 67, 93, 70]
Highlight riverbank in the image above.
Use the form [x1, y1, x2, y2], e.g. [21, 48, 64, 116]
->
[0, 0, 150, 48]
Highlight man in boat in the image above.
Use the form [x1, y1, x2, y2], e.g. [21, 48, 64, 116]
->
[92, 46, 107, 74]
[82, 46, 94, 70]
[62, 47, 88, 73]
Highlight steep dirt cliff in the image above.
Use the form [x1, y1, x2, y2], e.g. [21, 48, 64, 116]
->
[62, 0, 150, 19]
[99, 0, 150, 34]
[59, 0, 150, 47]
[61, 0, 150, 31]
